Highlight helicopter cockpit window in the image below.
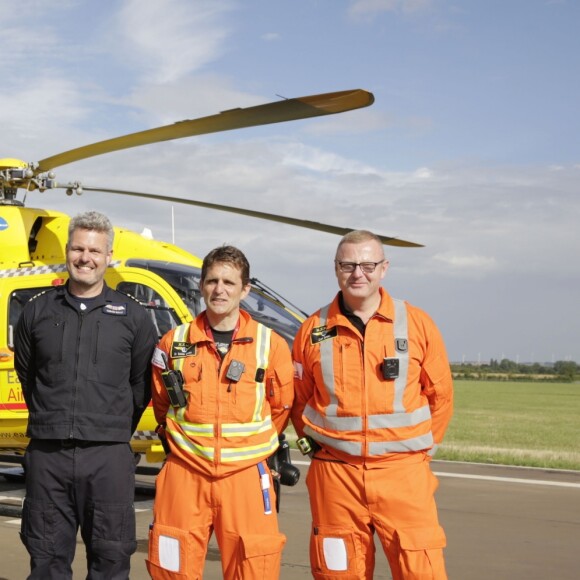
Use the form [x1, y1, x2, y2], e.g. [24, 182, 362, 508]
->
[116, 282, 179, 338]
[239, 291, 302, 348]
[125, 260, 202, 319]
[8, 287, 47, 349]
[125, 259, 302, 347]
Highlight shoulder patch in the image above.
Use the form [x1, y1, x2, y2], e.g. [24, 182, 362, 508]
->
[310, 325, 338, 345]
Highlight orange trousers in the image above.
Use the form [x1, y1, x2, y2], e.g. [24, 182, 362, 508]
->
[306, 455, 447, 580]
[146, 456, 286, 579]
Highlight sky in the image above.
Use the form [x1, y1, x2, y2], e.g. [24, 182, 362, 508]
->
[2, 0, 579, 364]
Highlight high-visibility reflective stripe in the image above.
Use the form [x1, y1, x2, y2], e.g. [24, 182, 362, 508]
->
[221, 432, 279, 462]
[166, 322, 277, 464]
[167, 425, 215, 460]
[303, 403, 431, 432]
[304, 425, 363, 456]
[252, 324, 271, 421]
[222, 415, 273, 437]
[170, 324, 190, 374]
[303, 403, 363, 431]
[369, 433, 434, 455]
[170, 324, 191, 421]
[178, 421, 214, 437]
[318, 305, 340, 416]
[311, 299, 434, 455]
[392, 299, 409, 413]
[428, 443, 439, 457]
[368, 405, 431, 429]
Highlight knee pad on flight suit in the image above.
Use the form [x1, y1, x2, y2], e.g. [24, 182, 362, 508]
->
[146, 523, 198, 579]
[309, 524, 364, 579]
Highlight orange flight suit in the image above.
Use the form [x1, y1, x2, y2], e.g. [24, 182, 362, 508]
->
[292, 288, 453, 579]
[147, 310, 294, 579]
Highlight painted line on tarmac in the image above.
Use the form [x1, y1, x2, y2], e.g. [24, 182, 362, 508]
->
[293, 461, 580, 489]
[434, 471, 580, 488]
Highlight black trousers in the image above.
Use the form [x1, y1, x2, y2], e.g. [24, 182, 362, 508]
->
[21, 440, 137, 580]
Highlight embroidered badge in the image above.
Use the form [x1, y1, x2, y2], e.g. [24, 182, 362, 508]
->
[310, 325, 338, 345]
[102, 303, 127, 316]
[171, 341, 196, 358]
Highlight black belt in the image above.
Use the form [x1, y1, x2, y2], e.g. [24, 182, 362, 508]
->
[34, 438, 120, 449]
[41, 439, 108, 449]
[62, 439, 105, 449]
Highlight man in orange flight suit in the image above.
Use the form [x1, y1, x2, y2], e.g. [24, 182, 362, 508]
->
[147, 246, 294, 579]
[292, 230, 453, 580]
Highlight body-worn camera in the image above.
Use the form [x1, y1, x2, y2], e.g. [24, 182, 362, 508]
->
[382, 357, 400, 380]
[161, 369, 187, 407]
[226, 360, 245, 382]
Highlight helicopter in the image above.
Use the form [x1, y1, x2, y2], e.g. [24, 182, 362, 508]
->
[0, 89, 422, 465]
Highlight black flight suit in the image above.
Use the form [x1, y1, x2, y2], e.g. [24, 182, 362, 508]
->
[14, 282, 158, 580]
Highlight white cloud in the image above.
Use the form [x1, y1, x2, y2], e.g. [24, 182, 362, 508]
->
[349, 0, 433, 17]
[111, 0, 235, 84]
[433, 253, 498, 273]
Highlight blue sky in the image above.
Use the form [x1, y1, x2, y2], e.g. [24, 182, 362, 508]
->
[2, 0, 579, 363]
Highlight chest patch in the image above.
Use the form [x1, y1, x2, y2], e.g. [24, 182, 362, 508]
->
[102, 303, 127, 316]
[310, 325, 338, 345]
[171, 342, 197, 358]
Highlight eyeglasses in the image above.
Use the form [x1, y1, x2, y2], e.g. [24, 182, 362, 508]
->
[335, 260, 384, 274]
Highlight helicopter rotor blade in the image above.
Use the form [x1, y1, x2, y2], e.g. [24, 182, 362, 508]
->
[78, 186, 424, 248]
[36, 89, 374, 173]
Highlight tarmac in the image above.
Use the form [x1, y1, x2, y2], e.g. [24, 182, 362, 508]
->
[1, 455, 579, 579]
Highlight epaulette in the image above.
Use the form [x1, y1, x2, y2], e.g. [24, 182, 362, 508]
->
[115, 288, 145, 306]
[29, 288, 56, 302]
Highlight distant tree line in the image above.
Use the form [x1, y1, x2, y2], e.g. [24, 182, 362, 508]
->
[450, 359, 578, 382]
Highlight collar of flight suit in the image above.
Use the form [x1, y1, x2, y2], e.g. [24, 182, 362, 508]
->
[186, 308, 254, 345]
[327, 287, 396, 330]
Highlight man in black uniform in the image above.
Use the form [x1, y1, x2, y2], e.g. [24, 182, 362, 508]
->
[14, 211, 158, 580]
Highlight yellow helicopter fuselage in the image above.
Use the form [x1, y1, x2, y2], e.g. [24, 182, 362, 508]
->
[0, 205, 302, 463]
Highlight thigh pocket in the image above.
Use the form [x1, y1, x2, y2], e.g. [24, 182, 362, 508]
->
[235, 533, 286, 580]
[311, 525, 360, 577]
[89, 501, 137, 560]
[147, 523, 192, 576]
[240, 532, 286, 559]
[20, 497, 55, 555]
[397, 525, 446, 552]
[397, 525, 447, 576]
[91, 501, 136, 542]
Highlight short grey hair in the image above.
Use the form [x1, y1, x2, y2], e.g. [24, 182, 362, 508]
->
[68, 211, 114, 251]
[335, 229, 384, 259]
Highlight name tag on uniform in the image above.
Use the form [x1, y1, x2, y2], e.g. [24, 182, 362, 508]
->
[310, 325, 338, 345]
[102, 303, 127, 316]
[171, 342, 196, 358]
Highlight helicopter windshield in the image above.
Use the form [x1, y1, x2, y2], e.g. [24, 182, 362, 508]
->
[125, 259, 302, 346]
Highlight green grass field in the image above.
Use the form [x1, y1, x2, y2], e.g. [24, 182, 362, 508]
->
[287, 380, 580, 471]
[437, 380, 580, 470]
